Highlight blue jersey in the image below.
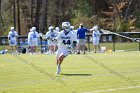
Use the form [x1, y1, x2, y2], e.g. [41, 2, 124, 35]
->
[77, 28, 88, 39]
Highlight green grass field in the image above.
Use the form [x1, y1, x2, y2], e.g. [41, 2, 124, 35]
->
[0, 52, 140, 93]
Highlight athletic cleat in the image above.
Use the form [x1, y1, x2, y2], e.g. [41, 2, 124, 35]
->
[30, 53, 33, 55]
[77, 52, 80, 54]
[56, 65, 61, 74]
[55, 71, 60, 74]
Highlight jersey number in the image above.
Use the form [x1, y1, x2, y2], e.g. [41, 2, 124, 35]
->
[33, 34, 36, 38]
[62, 40, 71, 45]
[12, 34, 15, 37]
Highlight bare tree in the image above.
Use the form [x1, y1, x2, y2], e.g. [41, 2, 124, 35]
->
[35, 0, 41, 32]
[13, 0, 16, 30]
[0, 0, 4, 28]
[40, 0, 48, 34]
[30, 0, 34, 26]
[17, 0, 21, 35]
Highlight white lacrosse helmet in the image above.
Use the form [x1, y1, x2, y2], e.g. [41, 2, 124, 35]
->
[11, 27, 14, 31]
[32, 27, 36, 31]
[30, 28, 33, 32]
[55, 27, 60, 32]
[48, 26, 54, 31]
[62, 22, 70, 32]
[70, 26, 74, 30]
[93, 26, 98, 31]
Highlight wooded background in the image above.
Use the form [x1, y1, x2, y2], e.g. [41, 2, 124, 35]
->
[0, 0, 140, 36]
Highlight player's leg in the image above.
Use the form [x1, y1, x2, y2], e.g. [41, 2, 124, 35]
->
[9, 40, 14, 54]
[95, 45, 98, 53]
[56, 50, 67, 74]
[96, 40, 101, 52]
[11, 46, 14, 54]
[77, 39, 80, 54]
[93, 40, 97, 53]
[54, 45, 58, 52]
[15, 40, 20, 54]
[49, 45, 54, 54]
[15, 45, 19, 54]
[33, 41, 38, 54]
[81, 39, 86, 54]
[52, 45, 55, 54]
[72, 41, 77, 53]
[29, 41, 33, 55]
[30, 45, 35, 55]
[56, 53, 65, 74]
[33, 46, 36, 54]
[98, 44, 101, 53]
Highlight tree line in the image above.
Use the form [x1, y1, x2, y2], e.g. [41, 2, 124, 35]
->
[0, 0, 140, 36]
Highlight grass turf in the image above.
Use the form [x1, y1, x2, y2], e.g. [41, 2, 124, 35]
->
[0, 52, 140, 93]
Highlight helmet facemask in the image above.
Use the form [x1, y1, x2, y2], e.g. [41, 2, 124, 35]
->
[62, 22, 71, 33]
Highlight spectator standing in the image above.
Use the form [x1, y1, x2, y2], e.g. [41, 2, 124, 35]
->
[77, 23, 88, 54]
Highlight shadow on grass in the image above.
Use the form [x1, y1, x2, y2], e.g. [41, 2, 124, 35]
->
[61, 73, 92, 76]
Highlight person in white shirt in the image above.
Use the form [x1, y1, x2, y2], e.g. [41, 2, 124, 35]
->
[29, 27, 39, 54]
[26, 28, 33, 54]
[92, 26, 101, 53]
[55, 22, 75, 74]
[45, 26, 59, 54]
[8, 27, 19, 54]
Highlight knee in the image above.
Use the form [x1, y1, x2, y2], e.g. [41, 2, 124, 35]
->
[58, 55, 64, 62]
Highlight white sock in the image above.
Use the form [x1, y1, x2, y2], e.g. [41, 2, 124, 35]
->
[57, 65, 61, 72]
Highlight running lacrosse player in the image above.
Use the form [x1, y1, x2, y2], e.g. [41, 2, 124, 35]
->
[55, 22, 76, 74]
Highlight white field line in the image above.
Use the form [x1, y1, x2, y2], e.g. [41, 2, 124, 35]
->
[84, 86, 140, 93]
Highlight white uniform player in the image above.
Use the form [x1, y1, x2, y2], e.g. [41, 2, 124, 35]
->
[92, 26, 101, 53]
[29, 27, 39, 54]
[8, 27, 19, 54]
[31, 27, 39, 46]
[26, 28, 33, 54]
[45, 26, 59, 54]
[56, 30, 75, 57]
[46, 26, 58, 46]
[55, 22, 75, 74]
[8, 27, 18, 46]
[28, 29, 33, 46]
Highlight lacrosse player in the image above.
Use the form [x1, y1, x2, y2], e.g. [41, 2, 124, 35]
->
[29, 27, 39, 55]
[55, 22, 76, 74]
[45, 26, 58, 54]
[92, 26, 101, 53]
[26, 28, 33, 54]
[8, 27, 19, 55]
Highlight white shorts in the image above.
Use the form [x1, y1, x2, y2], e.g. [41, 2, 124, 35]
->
[93, 40, 99, 45]
[48, 41, 56, 46]
[56, 49, 68, 59]
[77, 39, 85, 45]
[9, 40, 17, 46]
[30, 41, 38, 46]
